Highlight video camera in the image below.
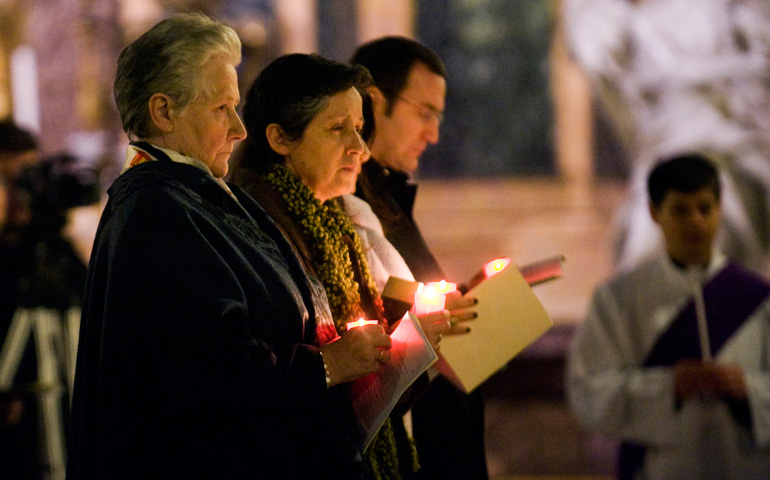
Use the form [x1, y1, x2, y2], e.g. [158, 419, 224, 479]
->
[9, 153, 100, 309]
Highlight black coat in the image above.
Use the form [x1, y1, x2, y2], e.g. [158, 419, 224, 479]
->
[67, 160, 361, 480]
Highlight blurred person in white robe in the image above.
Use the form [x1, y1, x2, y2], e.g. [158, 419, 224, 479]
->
[567, 154, 770, 480]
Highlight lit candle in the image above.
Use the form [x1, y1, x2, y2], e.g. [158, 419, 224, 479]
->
[413, 283, 447, 315]
[425, 280, 458, 295]
[346, 318, 379, 331]
[483, 257, 511, 278]
[459, 257, 514, 294]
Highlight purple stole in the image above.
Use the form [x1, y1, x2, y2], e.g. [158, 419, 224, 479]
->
[618, 262, 770, 480]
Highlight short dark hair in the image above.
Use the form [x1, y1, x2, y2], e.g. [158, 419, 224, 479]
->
[350, 36, 446, 140]
[239, 53, 372, 170]
[647, 153, 721, 207]
[0, 120, 37, 154]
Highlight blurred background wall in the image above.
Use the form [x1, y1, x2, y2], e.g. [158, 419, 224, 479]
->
[0, 0, 602, 183]
[0, 1, 628, 479]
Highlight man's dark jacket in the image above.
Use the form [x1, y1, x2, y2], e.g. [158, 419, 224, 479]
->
[356, 159, 490, 480]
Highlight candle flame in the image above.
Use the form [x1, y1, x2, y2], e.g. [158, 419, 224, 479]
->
[346, 318, 378, 330]
[483, 257, 511, 278]
[422, 285, 438, 298]
[426, 280, 458, 294]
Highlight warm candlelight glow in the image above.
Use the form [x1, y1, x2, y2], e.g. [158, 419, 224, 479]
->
[483, 257, 511, 278]
[346, 318, 379, 330]
[413, 283, 447, 315]
[425, 280, 458, 295]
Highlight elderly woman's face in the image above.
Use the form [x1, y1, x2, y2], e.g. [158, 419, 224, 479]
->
[281, 87, 367, 202]
[169, 54, 246, 178]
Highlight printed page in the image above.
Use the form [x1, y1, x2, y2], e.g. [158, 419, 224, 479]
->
[350, 312, 437, 451]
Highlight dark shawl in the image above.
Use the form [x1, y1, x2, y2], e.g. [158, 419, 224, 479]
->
[67, 160, 361, 480]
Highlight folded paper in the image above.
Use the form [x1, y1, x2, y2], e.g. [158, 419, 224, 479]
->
[437, 259, 555, 393]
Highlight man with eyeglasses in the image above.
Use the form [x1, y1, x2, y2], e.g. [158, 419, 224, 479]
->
[352, 36, 448, 285]
[351, 37, 489, 480]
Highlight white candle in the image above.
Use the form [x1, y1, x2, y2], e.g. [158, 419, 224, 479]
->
[346, 318, 379, 331]
[413, 283, 447, 315]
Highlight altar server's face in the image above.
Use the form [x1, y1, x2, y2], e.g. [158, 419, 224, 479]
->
[651, 187, 721, 266]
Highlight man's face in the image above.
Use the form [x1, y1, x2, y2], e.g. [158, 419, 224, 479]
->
[650, 187, 721, 266]
[368, 62, 446, 173]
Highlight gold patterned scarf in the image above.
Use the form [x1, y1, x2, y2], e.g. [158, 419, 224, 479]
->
[262, 163, 418, 479]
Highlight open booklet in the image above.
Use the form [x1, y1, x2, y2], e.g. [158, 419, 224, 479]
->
[349, 312, 437, 451]
[437, 258, 556, 393]
[379, 255, 562, 394]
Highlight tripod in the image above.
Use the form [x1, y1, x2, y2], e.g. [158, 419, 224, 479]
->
[0, 307, 80, 480]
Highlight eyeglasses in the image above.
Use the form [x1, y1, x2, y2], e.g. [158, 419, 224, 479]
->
[396, 95, 444, 125]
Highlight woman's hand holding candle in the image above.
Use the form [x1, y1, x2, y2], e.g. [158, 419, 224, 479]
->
[415, 309, 452, 351]
[320, 323, 391, 386]
[445, 291, 478, 335]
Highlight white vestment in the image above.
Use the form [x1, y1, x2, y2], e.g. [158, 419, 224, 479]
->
[567, 252, 770, 479]
[341, 194, 415, 290]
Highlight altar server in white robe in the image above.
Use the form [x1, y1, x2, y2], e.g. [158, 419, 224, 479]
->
[567, 154, 770, 480]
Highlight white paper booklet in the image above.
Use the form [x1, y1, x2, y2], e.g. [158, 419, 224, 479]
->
[350, 312, 437, 451]
[437, 261, 554, 393]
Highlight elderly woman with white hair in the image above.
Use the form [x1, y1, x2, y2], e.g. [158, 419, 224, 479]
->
[66, 14, 385, 480]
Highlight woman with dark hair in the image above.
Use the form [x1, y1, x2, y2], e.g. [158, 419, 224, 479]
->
[230, 53, 454, 480]
[67, 15, 383, 480]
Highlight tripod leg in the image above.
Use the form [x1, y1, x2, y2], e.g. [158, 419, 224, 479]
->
[0, 309, 33, 389]
[64, 307, 81, 397]
[33, 309, 67, 480]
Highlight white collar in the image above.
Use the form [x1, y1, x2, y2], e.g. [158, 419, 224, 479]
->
[122, 142, 238, 201]
[661, 249, 727, 283]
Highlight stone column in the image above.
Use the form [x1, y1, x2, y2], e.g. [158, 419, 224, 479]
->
[274, 0, 317, 54]
[0, 2, 26, 120]
[357, 0, 413, 43]
[549, 0, 595, 188]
